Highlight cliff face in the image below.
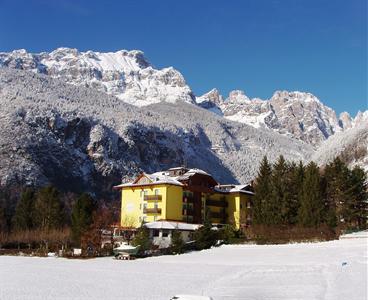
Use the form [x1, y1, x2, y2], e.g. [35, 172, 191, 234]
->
[0, 48, 195, 107]
[197, 89, 364, 147]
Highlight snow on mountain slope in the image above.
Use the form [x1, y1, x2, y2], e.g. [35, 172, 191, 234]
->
[0, 68, 313, 197]
[197, 89, 366, 147]
[0, 48, 195, 106]
[312, 120, 368, 171]
[1, 47, 364, 148]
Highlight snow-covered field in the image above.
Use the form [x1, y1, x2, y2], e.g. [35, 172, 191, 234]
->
[1, 233, 367, 300]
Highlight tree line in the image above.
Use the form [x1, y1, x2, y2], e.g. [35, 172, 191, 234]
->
[0, 186, 118, 255]
[253, 156, 367, 233]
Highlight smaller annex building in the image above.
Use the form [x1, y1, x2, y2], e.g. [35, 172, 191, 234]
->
[114, 167, 254, 230]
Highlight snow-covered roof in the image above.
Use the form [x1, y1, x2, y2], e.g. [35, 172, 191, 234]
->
[144, 221, 201, 231]
[186, 168, 210, 176]
[215, 184, 254, 195]
[114, 172, 183, 189]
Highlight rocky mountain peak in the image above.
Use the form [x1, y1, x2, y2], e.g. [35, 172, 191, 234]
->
[0, 47, 195, 107]
[197, 88, 223, 104]
[227, 90, 250, 103]
[354, 110, 368, 125]
[339, 112, 353, 129]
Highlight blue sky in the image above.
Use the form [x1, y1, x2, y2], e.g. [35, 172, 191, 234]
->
[0, 0, 366, 115]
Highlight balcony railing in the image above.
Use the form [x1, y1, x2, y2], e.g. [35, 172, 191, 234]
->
[210, 211, 228, 219]
[143, 207, 162, 214]
[182, 208, 194, 215]
[144, 195, 162, 201]
[206, 199, 228, 208]
[183, 195, 194, 203]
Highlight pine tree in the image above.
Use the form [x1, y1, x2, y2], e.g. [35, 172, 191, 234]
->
[298, 162, 324, 227]
[324, 158, 350, 226]
[12, 189, 36, 231]
[131, 224, 151, 255]
[253, 156, 272, 225]
[269, 155, 288, 225]
[346, 166, 367, 229]
[286, 161, 305, 224]
[34, 186, 64, 231]
[193, 209, 218, 250]
[71, 193, 96, 246]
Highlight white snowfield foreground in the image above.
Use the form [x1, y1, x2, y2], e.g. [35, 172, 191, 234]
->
[0, 233, 367, 300]
[170, 295, 213, 300]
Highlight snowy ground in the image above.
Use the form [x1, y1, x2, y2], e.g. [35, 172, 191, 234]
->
[0, 232, 367, 300]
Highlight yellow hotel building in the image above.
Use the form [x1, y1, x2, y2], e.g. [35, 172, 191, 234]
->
[114, 167, 254, 229]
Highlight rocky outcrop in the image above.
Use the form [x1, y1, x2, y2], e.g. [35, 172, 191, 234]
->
[197, 89, 366, 147]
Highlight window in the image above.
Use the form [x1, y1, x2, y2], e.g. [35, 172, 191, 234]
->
[153, 215, 157, 221]
[155, 189, 160, 195]
[153, 229, 160, 237]
[162, 230, 170, 237]
[154, 202, 158, 209]
[143, 203, 147, 209]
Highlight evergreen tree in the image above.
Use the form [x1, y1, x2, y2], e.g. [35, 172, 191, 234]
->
[171, 230, 185, 254]
[285, 161, 305, 224]
[71, 193, 96, 246]
[346, 166, 367, 229]
[253, 156, 272, 225]
[324, 158, 350, 226]
[298, 162, 324, 227]
[131, 224, 151, 255]
[269, 155, 288, 225]
[194, 210, 218, 250]
[12, 189, 36, 231]
[34, 186, 64, 231]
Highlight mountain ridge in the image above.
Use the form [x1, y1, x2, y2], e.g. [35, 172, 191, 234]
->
[2, 47, 365, 147]
[0, 67, 314, 198]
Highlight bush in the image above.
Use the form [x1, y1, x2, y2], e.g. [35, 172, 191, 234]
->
[193, 223, 219, 250]
[247, 224, 337, 244]
[170, 230, 185, 254]
[218, 224, 236, 244]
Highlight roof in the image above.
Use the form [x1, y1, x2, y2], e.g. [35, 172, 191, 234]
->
[215, 184, 254, 195]
[114, 172, 183, 189]
[186, 168, 210, 176]
[144, 221, 201, 231]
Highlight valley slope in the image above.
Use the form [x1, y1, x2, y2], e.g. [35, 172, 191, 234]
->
[0, 68, 312, 197]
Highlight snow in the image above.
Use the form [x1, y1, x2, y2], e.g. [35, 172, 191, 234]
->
[145, 221, 201, 231]
[0, 233, 366, 300]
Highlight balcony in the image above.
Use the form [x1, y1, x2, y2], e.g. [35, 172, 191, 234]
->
[182, 208, 194, 215]
[183, 195, 194, 203]
[209, 211, 228, 219]
[143, 207, 162, 214]
[144, 195, 162, 201]
[206, 199, 228, 208]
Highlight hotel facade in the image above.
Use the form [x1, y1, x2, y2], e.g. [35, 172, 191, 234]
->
[114, 167, 254, 230]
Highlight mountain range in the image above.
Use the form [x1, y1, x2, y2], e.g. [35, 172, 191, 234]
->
[0, 48, 366, 197]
